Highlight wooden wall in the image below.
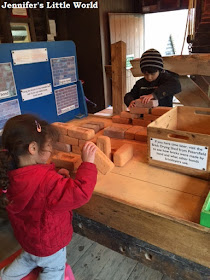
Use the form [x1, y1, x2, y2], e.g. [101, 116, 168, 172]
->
[99, 0, 135, 108]
[109, 13, 144, 93]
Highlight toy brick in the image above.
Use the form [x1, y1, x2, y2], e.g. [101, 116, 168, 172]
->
[130, 107, 150, 114]
[143, 114, 159, 122]
[53, 142, 71, 153]
[87, 121, 105, 130]
[131, 113, 141, 119]
[120, 111, 132, 119]
[78, 137, 97, 149]
[104, 126, 129, 139]
[125, 126, 145, 140]
[68, 126, 95, 140]
[51, 122, 69, 135]
[135, 127, 147, 142]
[51, 151, 82, 171]
[132, 119, 151, 127]
[112, 115, 131, 124]
[97, 135, 111, 159]
[80, 123, 100, 133]
[94, 147, 115, 174]
[135, 99, 159, 108]
[72, 145, 82, 155]
[59, 135, 79, 146]
[113, 144, 133, 167]
[151, 107, 172, 116]
[111, 123, 132, 130]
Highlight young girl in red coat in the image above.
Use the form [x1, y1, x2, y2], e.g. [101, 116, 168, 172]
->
[0, 114, 97, 280]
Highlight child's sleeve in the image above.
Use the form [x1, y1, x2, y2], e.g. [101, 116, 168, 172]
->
[45, 162, 97, 211]
[153, 73, 181, 100]
[124, 79, 143, 107]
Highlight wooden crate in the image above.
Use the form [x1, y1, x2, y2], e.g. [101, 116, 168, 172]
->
[147, 106, 210, 179]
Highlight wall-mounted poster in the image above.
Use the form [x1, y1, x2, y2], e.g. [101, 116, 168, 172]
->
[54, 84, 79, 115]
[0, 63, 17, 100]
[0, 99, 21, 134]
[51, 56, 77, 87]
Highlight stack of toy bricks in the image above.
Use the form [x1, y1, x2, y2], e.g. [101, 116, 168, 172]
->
[108, 100, 172, 142]
[51, 121, 116, 175]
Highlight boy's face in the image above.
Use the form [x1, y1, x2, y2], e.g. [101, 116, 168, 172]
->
[143, 71, 160, 82]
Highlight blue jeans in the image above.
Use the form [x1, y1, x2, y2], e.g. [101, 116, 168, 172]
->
[1, 247, 66, 280]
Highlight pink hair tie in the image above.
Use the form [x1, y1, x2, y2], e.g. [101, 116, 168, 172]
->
[2, 189, 7, 194]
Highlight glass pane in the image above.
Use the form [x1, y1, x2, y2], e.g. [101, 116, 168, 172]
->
[10, 23, 31, 43]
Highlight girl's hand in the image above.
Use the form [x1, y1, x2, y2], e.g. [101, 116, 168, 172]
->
[140, 94, 154, 104]
[58, 168, 70, 178]
[82, 142, 97, 163]
[128, 100, 136, 110]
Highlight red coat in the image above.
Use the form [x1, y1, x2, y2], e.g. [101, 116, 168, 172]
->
[6, 162, 97, 257]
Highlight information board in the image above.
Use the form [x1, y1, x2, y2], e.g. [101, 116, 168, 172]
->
[0, 41, 87, 132]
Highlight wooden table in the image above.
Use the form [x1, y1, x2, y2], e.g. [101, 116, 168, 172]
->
[69, 116, 210, 280]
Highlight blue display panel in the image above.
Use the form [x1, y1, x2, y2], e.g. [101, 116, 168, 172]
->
[0, 41, 87, 131]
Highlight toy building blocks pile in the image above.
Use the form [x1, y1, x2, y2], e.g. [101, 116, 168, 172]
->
[107, 100, 172, 142]
[112, 100, 171, 126]
[51, 120, 135, 175]
[51, 104, 172, 175]
[51, 121, 115, 175]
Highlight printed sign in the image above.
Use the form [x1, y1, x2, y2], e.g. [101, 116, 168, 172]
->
[0, 99, 21, 134]
[51, 56, 77, 87]
[12, 48, 48, 65]
[0, 63, 17, 99]
[54, 84, 79, 115]
[21, 83, 52, 101]
[150, 138, 208, 171]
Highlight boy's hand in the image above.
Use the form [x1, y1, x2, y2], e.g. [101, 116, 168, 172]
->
[140, 94, 154, 104]
[82, 142, 97, 163]
[58, 168, 70, 178]
[128, 100, 136, 109]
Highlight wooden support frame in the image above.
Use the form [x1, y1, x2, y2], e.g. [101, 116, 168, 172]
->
[111, 41, 126, 115]
[130, 54, 210, 77]
[73, 212, 210, 280]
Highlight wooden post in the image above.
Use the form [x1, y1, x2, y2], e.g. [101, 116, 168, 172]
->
[111, 41, 126, 115]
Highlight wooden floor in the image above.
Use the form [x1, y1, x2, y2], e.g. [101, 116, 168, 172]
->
[0, 221, 173, 280]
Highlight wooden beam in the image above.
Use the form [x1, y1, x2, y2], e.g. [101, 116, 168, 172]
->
[104, 65, 112, 78]
[75, 193, 210, 269]
[176, 76, 210, 107]
[111, 41, 126, 115]
[73, 213, 210, 280]
[130, 54, 210, 77]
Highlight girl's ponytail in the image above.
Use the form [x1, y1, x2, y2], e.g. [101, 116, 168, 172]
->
[0, 150, 11, 207]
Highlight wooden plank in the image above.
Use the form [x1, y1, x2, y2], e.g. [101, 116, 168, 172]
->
[73, 213, 210, 280]
[75, 194, 210, 268]
[0, 222, 21, 262]
[94, 250, 137, 280]
[110, 142, 209, 198]
[72, 243, 113, 279]
[175, 76, 210, 107]
[128, 263, 163, 280]
[111, 41, 126, 114]
[66, 233, 94, 267]
[95, 172, 205, 222]
[130, 54, 210, 77]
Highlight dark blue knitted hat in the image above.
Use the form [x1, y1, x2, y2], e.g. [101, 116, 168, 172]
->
[140, 49, 163, 71]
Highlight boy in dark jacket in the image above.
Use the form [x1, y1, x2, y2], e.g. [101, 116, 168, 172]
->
[124, 49, 181, 108]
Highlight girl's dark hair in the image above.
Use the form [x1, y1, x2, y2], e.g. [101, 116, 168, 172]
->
[142, 66, 160, 74]
[0, 114, 59, 207]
